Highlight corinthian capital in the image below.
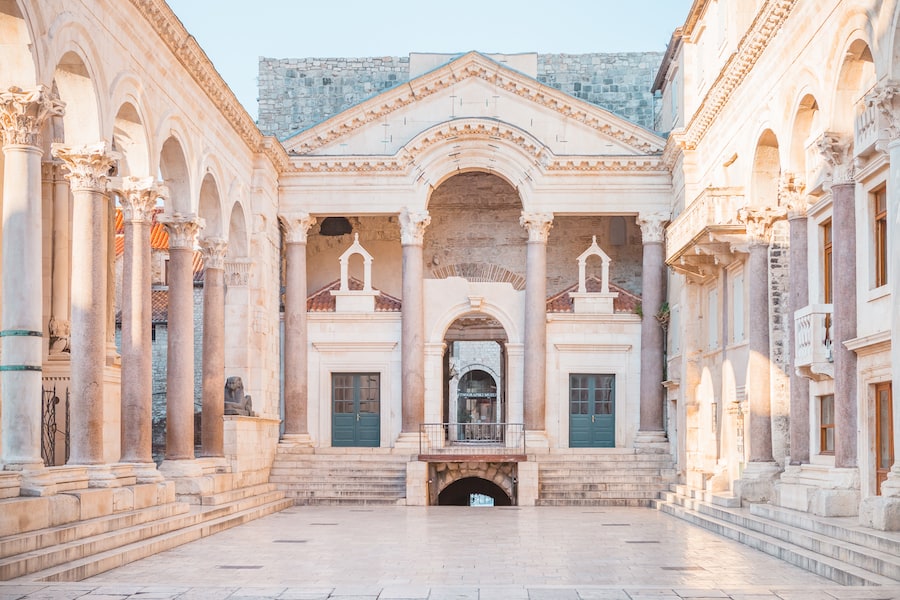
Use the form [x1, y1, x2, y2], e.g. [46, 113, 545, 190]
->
[738, 206, 786, 245]
[519, 211, 554, 243]
[110, 176, 167, 222]
[865, 81, 900, 141]
[199, 237, 228, 271]
[636, 213, 667, 243]
[816, 132, 854, 186]
[779, 173, 808, 219]
[278, 211, 317, 244]
[0, 85, 64, 148]
[399, 208, 430, 245]
[52, 141, 120, 193]
[158, 213, 204, 250]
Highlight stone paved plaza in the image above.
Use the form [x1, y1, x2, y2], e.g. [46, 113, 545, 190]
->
[3, 507, 899, 599]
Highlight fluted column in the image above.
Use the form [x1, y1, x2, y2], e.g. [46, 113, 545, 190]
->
[200, 237, 227, 457]
[158, 214, 204, 462]
[52, 142, 119, 467]
[399, 208, 430, 437]
[279, 212, 316, 441]
[520, 212, 553, 434]
[111, 177, 164, 474]
[819, 134, 858, 469]
[44, 160, 71, 356]
[0, 86, 63, 470]
[783, 176, 811, 465]
[636, 213, 668, 444]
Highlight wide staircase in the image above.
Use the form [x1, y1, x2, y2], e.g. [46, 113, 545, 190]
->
[1, 475, 291, 582]
[655, 484, 900, 585]
[270, 446, 409, 505]
[536, 450, 676, 506]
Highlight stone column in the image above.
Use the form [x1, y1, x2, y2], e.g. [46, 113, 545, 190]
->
[636, 213, 668, 446]
[278, 212, 316, 443]
[0, 86, 63, 472]
[735, 206, 785, 501]
[52, 142, 119, 469]
[199, 237, 227, 457]
[399, 208, 430, 442]
[44, 160, 71, 356]
[158, 214, 204, 467]
[818, 135, 858, 469]
[520, 212, 553, 437]
[111, 177, 164, 480]
[783, 177, 811, 465]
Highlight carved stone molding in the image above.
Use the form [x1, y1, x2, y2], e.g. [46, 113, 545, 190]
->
[399, 208, 431, 245]
[278, 212, 317, 244]
[779, 173, 808, 220]
[636, 213, 668, 243]
[158, 213, 204, 249]
[110, 176, 167, 222]
[737, 206, 787, 244]
[520, 211, 554, 243]
[225, 259, 251, 286]
[199, 237, 228, 271]
[48, 316, 70, 355]
[41, 159, 65, 183]
[52, 142, 120, 193]
[865, 81, 900, 141]
[816, 132, 855, 186]
[0, 85, 64, 148]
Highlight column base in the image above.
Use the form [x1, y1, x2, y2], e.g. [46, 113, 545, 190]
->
[121, 462, 165, 484]
[734, 461, 782, 504]
[87, 463, 137, 488]
[280, 433, 314, 447]
[634, 430, 669, 453]
[774, 464, 860, 516]
[394, 432, 422, 452]
[524, 430, 550, 451]
[159, 458, 215, 501]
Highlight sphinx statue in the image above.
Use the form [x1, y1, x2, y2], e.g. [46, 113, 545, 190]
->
[224, 376, 255, 416]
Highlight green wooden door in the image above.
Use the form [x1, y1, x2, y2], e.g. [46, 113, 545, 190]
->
[569, 374, 615, 448]
[332, 373, 380, 447]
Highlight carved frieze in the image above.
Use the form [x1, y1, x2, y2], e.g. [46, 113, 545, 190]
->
[520, 212, 554, 243]
[110, 176, 167, 222]
[399, 208, 431, 245]
[0, 86, 64, 148]
[199, 237, 228, 271]
[158, 213, 204, 249]
[225, 259, 251, 286]
[278, 211, 317, 244]
[52, 142, 120, 193]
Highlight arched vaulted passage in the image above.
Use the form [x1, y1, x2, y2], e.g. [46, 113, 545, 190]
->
[437, 476, 512, 506]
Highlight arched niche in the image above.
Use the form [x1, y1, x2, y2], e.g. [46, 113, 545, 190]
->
[159, 136, 191, 214]
[832, 39, 875, 132]
[227, 201, 249, 259]
[197, 172, 222, 238]
[750, 129, 781, 206]
[52, 50, 100, 145]
[112, 102, 149, 177]
[788, 94, 820, 177]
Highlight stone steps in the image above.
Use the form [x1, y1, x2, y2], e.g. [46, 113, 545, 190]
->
[1, 486, 291, 582]
[656, 486, 900, 585]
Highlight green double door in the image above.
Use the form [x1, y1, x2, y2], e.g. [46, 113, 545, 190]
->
[332, 373, 380, 447]
[569, 374, 615, 448]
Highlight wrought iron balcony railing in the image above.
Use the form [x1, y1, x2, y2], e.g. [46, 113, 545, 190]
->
[419, 422, 525, 457]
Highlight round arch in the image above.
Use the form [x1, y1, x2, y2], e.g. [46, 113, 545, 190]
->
[749, 129, 781, 207]
[437, 476, 512, 506]
[197, 172, 223, 238]
[159, 135, 192, 214]
[227, 200, 249, 259]
[430, 304, 520, 346]
[51, 49, 101, 145]
[830, 37, 876, 133]
[0, 1, 38, 89]
[787, 93, 821, 176]
[112, 101, 150, 177]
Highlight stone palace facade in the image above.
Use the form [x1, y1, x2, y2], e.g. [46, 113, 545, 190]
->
[0, 0, 898, 582]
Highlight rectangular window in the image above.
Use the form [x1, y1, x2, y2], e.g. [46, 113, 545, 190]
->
[822, 220, 833, 304]
[819, 394, 835, 455]
[874, 188, 888, 288]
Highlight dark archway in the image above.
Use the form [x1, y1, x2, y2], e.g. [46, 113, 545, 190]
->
[437, 476, 512, 506]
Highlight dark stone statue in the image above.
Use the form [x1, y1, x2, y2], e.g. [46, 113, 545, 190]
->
[224, 376, 255, 416]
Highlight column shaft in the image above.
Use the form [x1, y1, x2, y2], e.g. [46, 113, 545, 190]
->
[523, 239, 548, 431]
[48, 163, 71, 354]
[748, 242, 774, 463]
[201, 264, 225, 456]
[283, 241, 309, 435]
[639, 240, 666, 433]
[166, 245, 197, 460]
[787, 212, 810, 464]
[889, 141, 900, 467]
[831, 182, 857, 468]
[401, 241, 425, 433]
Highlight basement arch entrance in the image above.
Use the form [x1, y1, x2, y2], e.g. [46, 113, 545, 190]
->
[437, 476, 512, 506]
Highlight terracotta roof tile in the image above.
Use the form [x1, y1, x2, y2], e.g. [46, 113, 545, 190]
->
[114, 208, 170, 253]
[546, 276, 641, 314]
[307, 278, 401, 312]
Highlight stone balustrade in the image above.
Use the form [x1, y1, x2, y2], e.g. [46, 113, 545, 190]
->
[794, 303, 834, 381]
[665, 187, 745, 276]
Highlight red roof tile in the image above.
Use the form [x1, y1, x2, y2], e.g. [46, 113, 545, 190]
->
[546, 276, 641, 314]
[307, 278, 401, 312]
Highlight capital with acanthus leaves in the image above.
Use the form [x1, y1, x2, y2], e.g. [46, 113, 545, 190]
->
[636, 213, 667, 243]
[52, 141, 121, 193]
[520, 211, 554, 243]
[399, 208, 430, 245]
[279, 212, 317, 244]
[738, 205, 786, 245]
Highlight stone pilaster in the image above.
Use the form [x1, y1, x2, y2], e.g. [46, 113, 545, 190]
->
[110, 176, 165, 480]
[158, 214, 204, 468]
[398, 208, 430, 444]
[199, 237, 227, 457]
[279, 212, 316, 443]
[782, 175, 811, 466]
[52, 142, 119, 471]
[43, 160, 71, 356]
[0, 86, 63, 475]
[636, 212, 668, 447]
[735, 205, 785, 502]
[520, 211, 553, 438]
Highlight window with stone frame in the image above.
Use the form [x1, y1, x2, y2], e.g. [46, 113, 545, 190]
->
[874, 187, 887, 288]
[822, 220, 833, 304]
[819, 394, 835, 455]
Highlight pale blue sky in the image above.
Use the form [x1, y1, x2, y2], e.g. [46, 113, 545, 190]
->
[166, 1, 694, 121]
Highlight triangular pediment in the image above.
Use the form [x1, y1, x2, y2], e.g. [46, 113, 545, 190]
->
[282, 51, 664, 159]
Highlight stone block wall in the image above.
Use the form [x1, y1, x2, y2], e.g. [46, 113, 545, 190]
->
[258, 52, 663, 138]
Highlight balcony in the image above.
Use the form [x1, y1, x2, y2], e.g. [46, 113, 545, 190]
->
[665, 187, 745, 279]
[794, 304, 833, 381]
[854, 95, 888, 158]
[419, 423, 526, 460]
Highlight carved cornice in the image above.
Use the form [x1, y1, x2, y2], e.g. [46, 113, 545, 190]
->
[158, 213, 203, 249]
[0, 86, 64, 148]
[865, 81, 900, 141]
[399, 208, 430, 245]
[199, 237, 228, 271]
[52, 142, 120, 193]
[288, 52, 664, 157]
[520, 212, 554, 243]
[278, 212, 317, 244]
[682, 0, 796, 150]
[110, 176, 167, 222]
[737, 206, 786, 244]
[816, 132, 854, 186]
[637, 213, 668, 243]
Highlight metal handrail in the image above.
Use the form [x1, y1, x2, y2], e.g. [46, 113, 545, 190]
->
[419, 422, 525, 456]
